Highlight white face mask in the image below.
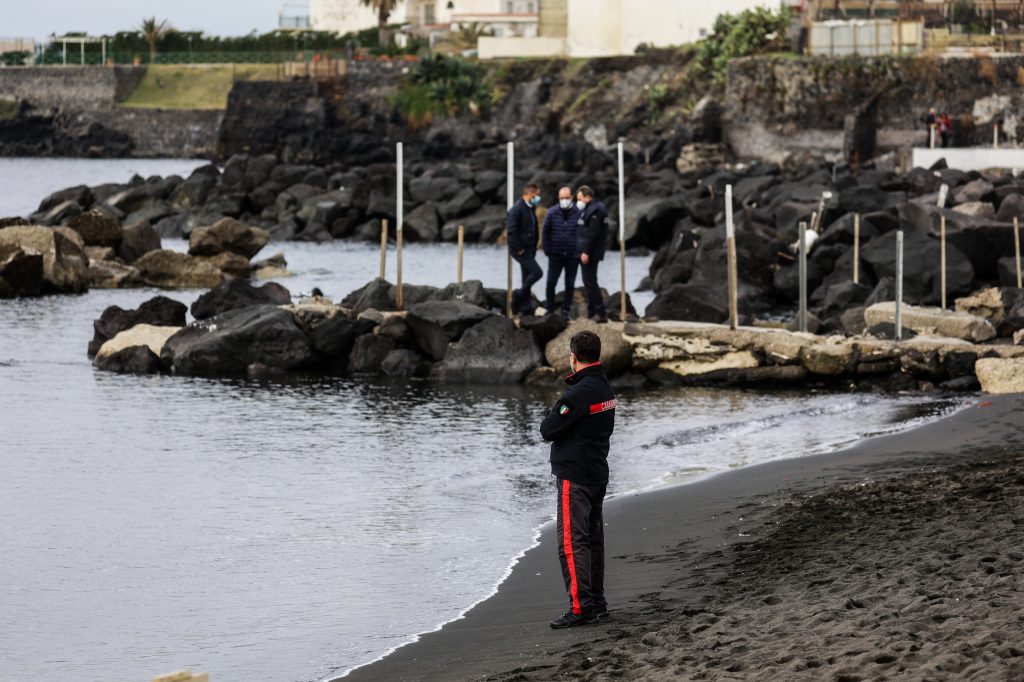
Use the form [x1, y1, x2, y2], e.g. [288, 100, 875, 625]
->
[559, 198, 573, 209]
[576, 200, 586, 212]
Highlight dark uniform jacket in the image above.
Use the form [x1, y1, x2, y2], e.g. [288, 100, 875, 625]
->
[577, 200, 610, 262]
[542, 204, 582, 257]
[507, 198, 538, 256]
[540, 364, 616, 485]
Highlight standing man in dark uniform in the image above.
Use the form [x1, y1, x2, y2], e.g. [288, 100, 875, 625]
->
[540, 330, 616, 628]
[507, 183, 544, 316]
[576, 185, 610, 324]
[541, 186, 582, 321]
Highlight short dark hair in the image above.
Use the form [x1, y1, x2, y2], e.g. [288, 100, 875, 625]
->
[577, 185, 595, 198]
[523, 183, 540, 194]
[570, 330, 601, 364]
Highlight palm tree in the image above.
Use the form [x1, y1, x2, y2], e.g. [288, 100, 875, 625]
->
[360, 0, 400, 47]
[139, 17, 172, 62]
[451, 22, 493, 51]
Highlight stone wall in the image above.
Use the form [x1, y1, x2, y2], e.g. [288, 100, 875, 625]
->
[69, 108, 223, 158]
[724, 54, 1024, 166]
[0, 66, 146, 109]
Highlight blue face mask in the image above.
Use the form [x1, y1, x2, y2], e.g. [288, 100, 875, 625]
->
[530, 195, 541, 206]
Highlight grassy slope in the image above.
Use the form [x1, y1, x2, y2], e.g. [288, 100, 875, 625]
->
[119, 64, 280, 109]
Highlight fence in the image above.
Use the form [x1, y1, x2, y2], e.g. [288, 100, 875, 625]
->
[809, 19, 925, 56]
[31, 50, 351, 66]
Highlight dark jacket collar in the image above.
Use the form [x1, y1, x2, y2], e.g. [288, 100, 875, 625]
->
[565, 363, 603, 384]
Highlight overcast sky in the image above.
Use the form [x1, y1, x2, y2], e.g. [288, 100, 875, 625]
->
[5, 0, 296, 41]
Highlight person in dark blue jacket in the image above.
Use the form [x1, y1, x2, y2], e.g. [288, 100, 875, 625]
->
[541, 186, 582, 321]
[576, 185, 610, 323]
[507, 183, 544, 316]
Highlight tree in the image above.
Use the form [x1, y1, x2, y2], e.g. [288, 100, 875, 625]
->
[360, 0, 399, 47]
[450, 22, 493, 51]
[139, 17, 173, 61]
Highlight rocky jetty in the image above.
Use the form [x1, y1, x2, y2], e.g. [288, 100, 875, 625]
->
[87, 273, 1024, 394]
[0, 184, 288, 297]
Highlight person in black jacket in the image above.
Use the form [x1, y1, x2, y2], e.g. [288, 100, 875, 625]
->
[507, 183, 544, 316]
[575, 185, 610, 323]
[540, 330, 616, 628]
[541, 186, 582, 321]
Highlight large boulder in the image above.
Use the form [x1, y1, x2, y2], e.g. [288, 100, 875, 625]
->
[975, 357, 1024, 394]
[381, 348, 431, 378]
[88, 259, 141, 289]
[67, 209, 123, 247]
[37, 185, 94, 213]
[405, 300, 494, 360]
[403, 202, 441, 242]
[347, 333, 396, 374]
[309, 317, 379, 360]
[544, 319, 633, 377]
[93, 344, 162, 374]
[118, 221, 163, 264]
[161, 305, 315, 376]
[860, 231, 973, 305]
[94, 323, 182, 364]
[188, 218, 269, 259]
[342, 278, 396, 314]
[0, 244, 44, 297]
[88, 295, 188, 356]
[433, 315, 543, 383]
[134, 249, 225, 289]
[0, 225, 89, 294]
[646, 283, 727, 323]
[438, 187, 483, 222]
[190, 279, 292, 319]
[864, 302, 997, 342]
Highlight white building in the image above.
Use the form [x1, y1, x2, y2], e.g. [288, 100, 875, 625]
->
[406, 0, 539, 38]
[309, 0, 410, 35]
[480, 0, 778, 59]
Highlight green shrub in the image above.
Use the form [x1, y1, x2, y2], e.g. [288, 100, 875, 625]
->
[0, 50, 30, 66]
[395, 53, 490, 119]
[695, 7, 791, 84]
[0, 99, 18, 120]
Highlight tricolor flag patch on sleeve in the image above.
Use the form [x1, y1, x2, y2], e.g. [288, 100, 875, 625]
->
[559, 404, 570, 415]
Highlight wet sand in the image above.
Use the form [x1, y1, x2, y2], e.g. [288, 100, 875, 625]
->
[341, 395, 1024, 681]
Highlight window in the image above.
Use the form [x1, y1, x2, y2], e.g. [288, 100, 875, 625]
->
[527, 2, 535, 12]
[446, 1, 454, 8]
[424, 3, 435, 23]
[506, 1, 514, 13]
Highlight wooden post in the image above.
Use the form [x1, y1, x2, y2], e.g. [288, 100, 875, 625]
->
[506, 140, 514, 317]
[457, 224, 464, 286]
[1015, 216, 1022, 288]
[853, 213, 860, 284]
[379, 219, 388, 279]
[994, 121, 1000, 149]
[895, 230, 904, 341]
[940, 214, 947, 309]
[726, 184, 738, 330]
[617, 141, 627, 322]
[929, 123, 936, 149]
[798, 220, 808, 333]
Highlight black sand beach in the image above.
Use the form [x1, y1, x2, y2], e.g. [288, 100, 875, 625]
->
[342, 394, 1024, 681]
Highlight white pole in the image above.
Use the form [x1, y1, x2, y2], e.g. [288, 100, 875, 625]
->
[937, 183, 949, 208]
[895, 230, 904, 341]
[396, 142, 404, 310]
[726, 184, 738, 330]
[506, 141, 514, 210]
[617, 141, 626, 322]
[798, 221, 808, 333]
[506, 141, 514, 317]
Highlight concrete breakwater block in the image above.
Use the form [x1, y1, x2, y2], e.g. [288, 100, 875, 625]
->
[864, 302, 997, 343]
[976, 357, 1024, 394]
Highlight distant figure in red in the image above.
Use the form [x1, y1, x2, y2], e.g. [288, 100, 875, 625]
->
[938, 112, 952, 148]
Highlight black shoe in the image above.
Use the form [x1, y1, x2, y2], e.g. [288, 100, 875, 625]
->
[594, 605, 611, 620]
[589, 314, 608, 324]
[561, 310, 571, 323]
[550, 610, 599, 629]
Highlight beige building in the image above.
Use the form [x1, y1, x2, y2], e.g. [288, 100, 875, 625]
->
[481, 0, 778, 58]
[309, 0, 410, 35]
[406, 0, 539, 37]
